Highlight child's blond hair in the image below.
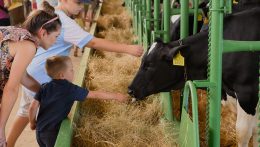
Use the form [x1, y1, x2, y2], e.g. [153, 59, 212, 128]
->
[45, 56, 71, 78]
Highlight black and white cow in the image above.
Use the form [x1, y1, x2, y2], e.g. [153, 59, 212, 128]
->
[128, 4, 260, 147]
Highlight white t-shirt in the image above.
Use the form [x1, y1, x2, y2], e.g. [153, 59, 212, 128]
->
[26, 10, 93, 84]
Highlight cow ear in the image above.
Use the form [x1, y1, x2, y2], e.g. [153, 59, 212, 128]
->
[163, 44, 188, 61]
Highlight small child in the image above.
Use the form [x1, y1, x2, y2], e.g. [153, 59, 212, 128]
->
[29, 56, 127, 147]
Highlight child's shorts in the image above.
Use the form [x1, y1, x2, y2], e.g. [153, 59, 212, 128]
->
[17, 86, 36, 117]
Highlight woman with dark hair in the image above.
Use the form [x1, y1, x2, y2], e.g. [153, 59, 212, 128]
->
[0, 9, 61, 146]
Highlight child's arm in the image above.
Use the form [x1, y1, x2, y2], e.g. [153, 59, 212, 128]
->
[86, 37, 144, 57]
[87, 91, 128, 102]
[28, 100, 40, 130]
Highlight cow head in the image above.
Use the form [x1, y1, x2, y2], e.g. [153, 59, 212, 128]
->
[128, 39, 187, 100]
[128, 32, 208, 100]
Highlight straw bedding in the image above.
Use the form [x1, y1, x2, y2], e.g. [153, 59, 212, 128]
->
[172, 90, 237, 146]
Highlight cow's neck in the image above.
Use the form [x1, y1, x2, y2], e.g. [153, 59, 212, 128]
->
[181, 32, 208, 81]
[239, 0, 260, 4]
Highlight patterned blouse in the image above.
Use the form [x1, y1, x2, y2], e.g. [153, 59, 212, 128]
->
[0, 26, 37, 100]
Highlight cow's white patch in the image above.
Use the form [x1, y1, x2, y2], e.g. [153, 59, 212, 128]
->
[236, 100, 257, 147]
[171, 15, 181, 23]
[148, 42, 158, 55]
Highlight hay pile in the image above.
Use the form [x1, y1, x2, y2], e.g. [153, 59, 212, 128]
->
[97, 11, 132, 31]
[74, 98, 177, 147]
[100, 0, 125, 15]
[196, 90, 237, 147]
[73, 0, 178, 146]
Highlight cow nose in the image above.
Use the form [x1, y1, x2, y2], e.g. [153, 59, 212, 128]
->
[128, 89, 134, 95]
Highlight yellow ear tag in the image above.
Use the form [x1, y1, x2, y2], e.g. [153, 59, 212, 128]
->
[197, 14, 203, 21]
[173, 52, 185, 66]
[233, 0, 238, 4]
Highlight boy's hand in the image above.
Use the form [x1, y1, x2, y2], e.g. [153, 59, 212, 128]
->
[114, 93, 128, 102]
[30, 122, 36, 130]
[127, 45, 144, 57]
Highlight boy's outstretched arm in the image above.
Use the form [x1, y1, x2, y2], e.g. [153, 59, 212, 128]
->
[86, 37, 144, 57]
[87, 91, 128, 102]
[29, 100, 40, 130]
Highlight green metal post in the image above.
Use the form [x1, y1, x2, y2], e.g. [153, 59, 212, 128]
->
[131, 0, 135, 16]
[180, 0, 189, 38]
[134, 3, 138, 35]
[161, 92, 174, 121]
[193, 0, 199, 34]
[163, 0, 170, 43]
[159, 0, 173, 122]
[208, 0, 224, 146]
[180, 81, 200, 147]
[137, 0, 142, 44]
[141, 0, 146, 45]
[223, 40, 260, 52]
[154, 0, 160, 38]
[145, 0, 151, 46]
[171, 8, 203, 15]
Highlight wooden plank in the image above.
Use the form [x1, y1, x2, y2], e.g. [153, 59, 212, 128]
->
[54, 2, 103, 147]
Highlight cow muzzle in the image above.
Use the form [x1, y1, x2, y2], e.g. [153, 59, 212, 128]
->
[128, 89, 134, 97]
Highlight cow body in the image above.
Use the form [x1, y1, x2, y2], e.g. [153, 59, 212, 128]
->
[128, 5, 260, 147]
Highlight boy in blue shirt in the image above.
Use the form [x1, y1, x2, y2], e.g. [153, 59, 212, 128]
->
[28, 56, 127, 147]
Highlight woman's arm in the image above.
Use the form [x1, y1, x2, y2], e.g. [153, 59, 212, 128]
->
[0, 40, 36, 140]
[29, 100, 39, 130]
[21, 72, 40, 93]
[86, 37, 144, 57]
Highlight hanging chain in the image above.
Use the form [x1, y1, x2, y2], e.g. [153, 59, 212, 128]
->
[205, 0, 213, 145]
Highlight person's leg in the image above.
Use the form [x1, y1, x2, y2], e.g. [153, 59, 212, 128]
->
[7, 87, 35, 147]
[6, 117, 29, 147]
[40, 131, 59, 147]
[36, 131, 46, 147]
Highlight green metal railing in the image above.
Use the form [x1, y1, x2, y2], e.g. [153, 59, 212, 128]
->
[179, 81, 200, 147]
[125, 0, 260, 146]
